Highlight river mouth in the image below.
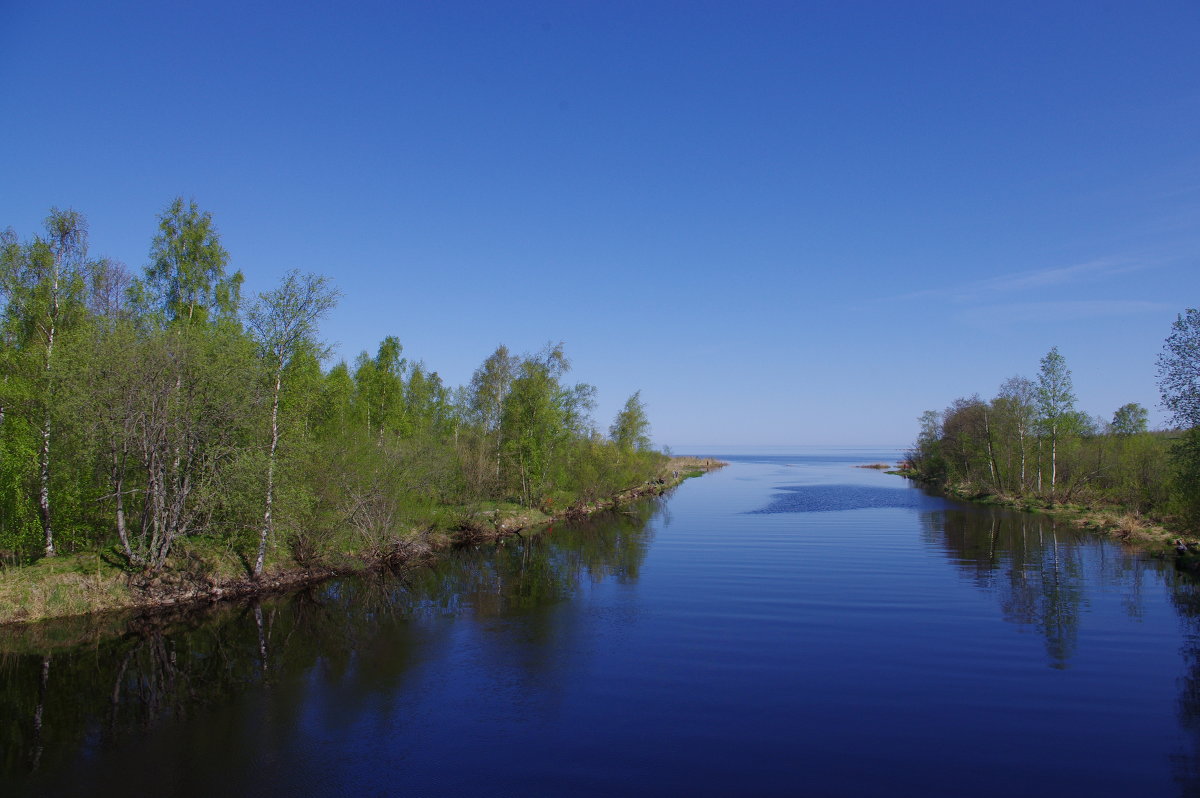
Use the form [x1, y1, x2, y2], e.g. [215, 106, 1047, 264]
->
[3, 449, 1199, 797]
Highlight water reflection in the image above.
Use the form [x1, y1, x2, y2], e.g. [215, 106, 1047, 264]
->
[0, 501, 659, 791]
[921, 508, 1162, 669]
[1170, 574, 1200, 793]
[8, 473, 1200, 797]
[922, 504, 1200, 797]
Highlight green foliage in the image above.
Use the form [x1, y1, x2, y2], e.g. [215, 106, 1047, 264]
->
[137, 197, 242, 326]
[0, 414, 38, 555]
[906, 409, 948, 484]
[0, 203, 667, 579]
[1111, 403, 1149, 436]
[907, 347, 1181, 522]
[1170, 427, 1200, 527]
[1157, 307, 1200, 527]
[611, 391, 652, 453]
[1, 209, 95, 556]
[247, 269, 340, 575]
[501, 348, 573, 505]
[1036, 347, 1076, 423]
[353, 336, 407, 436]
[1158, 308, 1200, 429]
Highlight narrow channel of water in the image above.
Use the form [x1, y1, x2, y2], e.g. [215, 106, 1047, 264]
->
[3, 449, 1199, 797]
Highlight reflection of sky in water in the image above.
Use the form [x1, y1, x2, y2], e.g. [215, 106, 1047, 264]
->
[752, 484, 954, 513]
[5, 455, 1195, 798]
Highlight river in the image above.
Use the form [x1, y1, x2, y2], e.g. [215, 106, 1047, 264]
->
[3, 448, 1199, 796]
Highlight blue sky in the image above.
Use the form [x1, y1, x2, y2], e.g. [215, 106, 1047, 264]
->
[2, 1, 1198, 448]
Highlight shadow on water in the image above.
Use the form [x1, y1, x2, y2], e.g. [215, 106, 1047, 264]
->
[751, 483, 954, 514]
[0, 499, 661, 794]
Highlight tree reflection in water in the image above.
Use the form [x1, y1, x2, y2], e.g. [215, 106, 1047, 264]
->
[1169, 571, 1200, 794]
[920, 507, 1161, 669]
[921, 504, 1200, 796]
[0, 500, 659, 791]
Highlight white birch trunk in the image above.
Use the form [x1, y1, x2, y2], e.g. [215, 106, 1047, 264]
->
[255, 367, 282, 577]
[39, 258, 60, 557]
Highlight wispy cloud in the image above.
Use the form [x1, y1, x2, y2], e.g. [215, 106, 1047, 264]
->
[953, 300, 1170, 328]
[888, 258, 1151, 304]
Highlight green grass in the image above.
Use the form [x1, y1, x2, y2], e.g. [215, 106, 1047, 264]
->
[0, 552, 132, 625]
[1, 462, 725, 626]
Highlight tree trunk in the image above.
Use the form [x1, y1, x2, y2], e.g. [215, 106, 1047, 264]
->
[109, 649, 133, 732]
[255, 367, 282, 577]
[39, 412, 54, 556]
[983, 407, 1000, 490]
[254, 602, 270, 679]
[1050, 427, 1057, 491]
[1017, 421, 1026, 492]
[39, 248, 62, 557]
[1036, 438, 1043, 494]
[39, 335, 56, 556]
[112, 449, 134, 563]
[31, 655, 50, 771]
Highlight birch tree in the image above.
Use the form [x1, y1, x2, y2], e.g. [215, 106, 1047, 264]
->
[469, 345, 518, 484]
[247, 270, 339, 577]
[353, 336, 406, 438]
[995, 376, 1036, 492]
[0, 210, 90, 556]
[610, 391, 651, 452]
[126, 199, 252, 568]
[1158, 309, 1200, 523]
[1111, 403, 1148, 437]
[501, 344, 572, 505]
[129, 325, 257, 569]
[138, 198, 242, 325]
[1036, 347, 1076, 493]
[1158, 308, 1200, 429]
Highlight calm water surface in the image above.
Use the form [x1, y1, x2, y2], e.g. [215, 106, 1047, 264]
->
[4, 448, 1200, 796]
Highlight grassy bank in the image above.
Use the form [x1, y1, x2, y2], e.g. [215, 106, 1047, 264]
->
[893, 469, 1184, 553]
[0, 456, 725, 627]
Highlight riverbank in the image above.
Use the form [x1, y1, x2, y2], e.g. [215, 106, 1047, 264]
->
[892, 469, 1186, 553]
[0, 456, 726, 627]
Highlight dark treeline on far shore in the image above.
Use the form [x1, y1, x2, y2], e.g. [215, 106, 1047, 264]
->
[0, 201, 666, 574]
[905, 316, 1200, 535]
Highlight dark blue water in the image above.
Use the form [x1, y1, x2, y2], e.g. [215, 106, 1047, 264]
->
[4, 448, 1199, 796]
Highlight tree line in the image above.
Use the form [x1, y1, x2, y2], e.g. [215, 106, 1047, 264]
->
[906, 321, 1200, 528]
[0, 201, 665, 572]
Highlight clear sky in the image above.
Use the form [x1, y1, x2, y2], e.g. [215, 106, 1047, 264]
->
[2, 1, 1198, 449]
